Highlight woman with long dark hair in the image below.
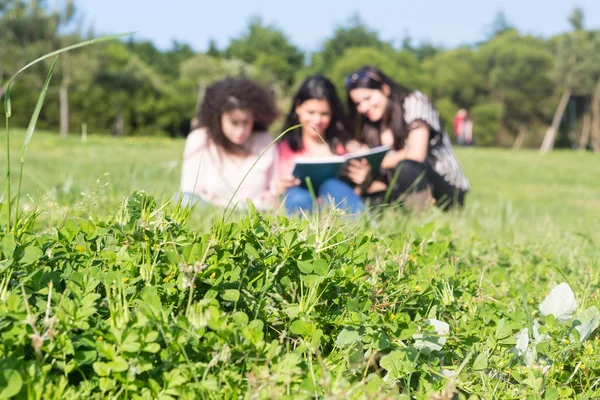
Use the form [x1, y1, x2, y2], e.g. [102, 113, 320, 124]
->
[346, 65, 470, 209]
[179, 77, 279, 210]
[277, 75, 371, 215]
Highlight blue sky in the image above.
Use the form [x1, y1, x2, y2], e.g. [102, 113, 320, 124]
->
[77, 0, 600, 52]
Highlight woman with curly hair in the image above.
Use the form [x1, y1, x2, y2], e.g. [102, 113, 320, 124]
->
[179, 77, 279, 210]
[278, 75, 371, 215]
[345, 65, 470, 210]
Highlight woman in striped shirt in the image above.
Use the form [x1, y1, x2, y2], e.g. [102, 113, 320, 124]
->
[346, 65, 470, 210]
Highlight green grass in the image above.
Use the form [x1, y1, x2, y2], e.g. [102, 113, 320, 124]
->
[1, 130, 182, 220]
[2, 129, 600, 398]
[2, 129, 598, 234]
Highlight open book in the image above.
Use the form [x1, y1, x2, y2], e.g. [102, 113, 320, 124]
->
[291, 145, 389, 190]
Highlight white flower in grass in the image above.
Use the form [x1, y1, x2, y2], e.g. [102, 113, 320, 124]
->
[413, 319, 449, 352]
[515, 328, 529, 356]
[571, 306, 600, 342]
[539, 282, 577, 323]
[532, 320, 549, 344]
[441, 369, 457, 378]
[182, 276, 192, 289]
[513, 321, 549, 366]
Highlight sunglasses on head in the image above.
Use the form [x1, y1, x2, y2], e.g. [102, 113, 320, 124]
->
[345, 70, 382, 89]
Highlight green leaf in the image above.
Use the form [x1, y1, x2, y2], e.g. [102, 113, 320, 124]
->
[544, 387, 560, 400]
[79, 220, 97, 239]
[336, 328, 361, 348]
[206, 307, 225, 331]
[372, 331, 391, 351]
[545, 314, 559, 330]
[297, 260, 313, 274]
[0, 367, 22, 399]
[96, 341, 117, 360]
[70, 271, 84, 287]
[93, 361, 111, 377]
[231, 311, 249, 326]
[523, 371, 543, 392]
[107, 356, 129, 372]
[99, 378, 115, 393]
[290, 320, 306, 335]
[473, 352, 488, 371]
[273, 352, 301, 374]
[20, 246, 43, 265]
[140, 286, 162, 309]
[494, 318, 512, 340]
[1, 233, 15, 259]
[143, 343, 161, 353]
[164, 369, 188, 388]
[121, 332, 141, 353]
[312, 259, 329, 276]
[146, 331, 159, 342]
[379, 348, 419, 380]
[245, 320, 264, 344]
[74, 350, 97, 366]
[244, 243, 260, 260]
[0, 260, 11, 274]
[222, 289, 240, 302]
[365, 374, 385, 396]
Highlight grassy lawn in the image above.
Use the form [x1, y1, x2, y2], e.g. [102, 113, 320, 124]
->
[2, 129, 598, 234]
[2, 129, 600, 398]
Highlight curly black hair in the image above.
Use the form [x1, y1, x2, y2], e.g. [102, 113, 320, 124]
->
[197, 77, 279, 154]
[281, 75, 353, 153]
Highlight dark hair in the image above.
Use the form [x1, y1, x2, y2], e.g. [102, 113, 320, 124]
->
[345, 65, 412, 150]
[282, 75, 352, 152]
[197, 77, 278, 154]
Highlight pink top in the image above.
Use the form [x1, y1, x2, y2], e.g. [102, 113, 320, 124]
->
[180, 128, 278, 210]
[277, 139, 346, 178]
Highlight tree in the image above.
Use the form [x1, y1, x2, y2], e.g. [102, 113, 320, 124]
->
[180, 54, 277, 130]
[486, 11, 515, 39]
[401, 31, 440, 61]
[91, 42, 178, 136]
[311, 13, 392, 74]
[206, 38, 220, 58]
[127, 39, 195, 79]
[569, 7, 584, 31]
[224, 16, 304, 87]
[540, 9, 600, 152]
[52, 0, 79, 138]
[475, 31, 554, 147]
[0, 0, 59, 100]
[423, 47, 480, 107]
[0, 0, 82, 138]
[329, 47, 424, 96]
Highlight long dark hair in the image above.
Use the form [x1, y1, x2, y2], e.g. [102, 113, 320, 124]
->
[282, 75, 352, 152]
[345, 65, 412, 150]
[197, 77, 278, 154]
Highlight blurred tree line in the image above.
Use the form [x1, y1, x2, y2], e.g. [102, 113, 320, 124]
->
[2, 0, 600, 150]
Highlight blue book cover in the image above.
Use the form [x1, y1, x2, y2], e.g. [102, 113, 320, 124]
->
[291, 146, 389, 190]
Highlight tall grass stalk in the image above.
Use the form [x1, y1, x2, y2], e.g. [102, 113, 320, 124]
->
[3, 33, 132, 232]
[221, 124, 302, 224]
[14, 57, 59, 229]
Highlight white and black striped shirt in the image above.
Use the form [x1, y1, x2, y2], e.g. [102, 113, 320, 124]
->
[403, 91, 470, 191]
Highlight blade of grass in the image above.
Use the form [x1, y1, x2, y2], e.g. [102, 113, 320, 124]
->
[4, 32, 134, 117]
[3, 115, 10, 228]
[14, 57, 59, 230]
[3, 32, 133, 232]
[220, 123, 336, 224]
[221, 124, 302, 223]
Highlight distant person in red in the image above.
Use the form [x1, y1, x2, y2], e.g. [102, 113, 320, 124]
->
[453, 109, 473, 146]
